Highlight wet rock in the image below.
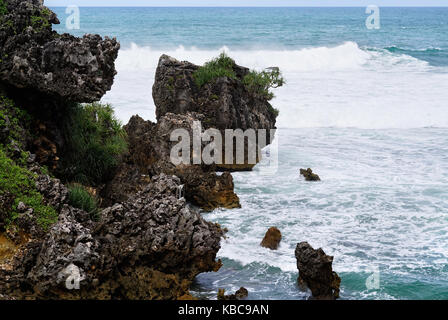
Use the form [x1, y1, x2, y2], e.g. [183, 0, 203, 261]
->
[295, 242, 341, 300]
[0, 0, 119, 102]
[218, 287, 249, 300]
[300, 168, 321, 181]
[260, 227, 282, 250]
[177, 168, 240, 211]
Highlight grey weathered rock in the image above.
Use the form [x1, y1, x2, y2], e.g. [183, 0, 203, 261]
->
[152, 54, 277, 171]
[103, 113, 241, 211]
[0, 0, 119, 102]
[295, 242, 341, 300]
[0, 174, 224, 299]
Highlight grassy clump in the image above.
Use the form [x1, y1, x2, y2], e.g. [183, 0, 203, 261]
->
[30, 8, 52, 32]
[193, 53, 284, 116]
[0, 95, 32, 166]
[30, 15, 50, 32]
[243, 68, 285, 101]
[0, 148, 58, 231]
[193, 53, 237, 88]
[60, 102, 127, 186]
[68, 184, 99, 220]
[0, 95, 30, 143]
[0, 95, 57, 231]
[0, 0, 7, 16]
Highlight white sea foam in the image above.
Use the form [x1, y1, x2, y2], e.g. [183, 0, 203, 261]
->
[102, 42, 448, 299]
[104, 42, 448, 129]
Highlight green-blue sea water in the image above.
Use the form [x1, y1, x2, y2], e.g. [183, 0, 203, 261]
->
[51, 7, 448, 300]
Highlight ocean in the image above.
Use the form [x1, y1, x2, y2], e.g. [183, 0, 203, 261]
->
[51, 7, 448, 300]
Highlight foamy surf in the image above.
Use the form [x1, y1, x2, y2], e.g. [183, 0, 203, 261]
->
[104, 42, 448, 129]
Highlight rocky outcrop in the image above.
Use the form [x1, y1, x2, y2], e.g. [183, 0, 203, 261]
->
[152, 54, 277, 171]
[0, 174, 224, 299]
[300, 168, 321, 181]
[217, 287, 249, 300]
[104, 54, 280, 211]
[103, 113, 241, 211]
[0, 0, 119, 102]
[260, 227, 282, 250]
[295, 242, 341, 300]
[0, 0, 224, 300]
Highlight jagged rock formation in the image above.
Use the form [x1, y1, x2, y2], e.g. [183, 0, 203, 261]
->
[103, 113, 241, 211]
[0, 0, 119, 102]
[295, 242, 341, 300]
[0, 0, 120, 170]
[0, 173, 223, 299]
[300, 168, 321, 181]
[0, 0, 224, 300]
[260, 227, 282, 250]
[152, 54, 277, 171]
[105, 54, 280, 211]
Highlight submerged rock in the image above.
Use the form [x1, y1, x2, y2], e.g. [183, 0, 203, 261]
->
[0, 0, 119, 102]
[300, 168, 321, 181]
[260, 227, 282, 250]
[218, 287, 249, 300]
[295, 242, 341, 300]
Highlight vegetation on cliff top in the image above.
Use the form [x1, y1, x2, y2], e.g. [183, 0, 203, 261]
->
[193, 52, 237, 88]
[60, 102, 127, 186]
[243, 67, 285, 101]
[193, 53, 284, 115]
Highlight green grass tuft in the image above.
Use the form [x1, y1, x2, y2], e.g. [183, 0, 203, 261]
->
[0, 0, 7, 16]
[30, 15, 50, 32]
[68, 184, 99, 220]
[193, 52, 237, 88]
[60, 102, 127, 186]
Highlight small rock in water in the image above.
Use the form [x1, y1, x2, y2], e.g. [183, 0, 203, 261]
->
[300, 168, 321, 181]
[217, 287, 249, 300]
[295, 242, 341, 300]
[260, 227, 282, 250]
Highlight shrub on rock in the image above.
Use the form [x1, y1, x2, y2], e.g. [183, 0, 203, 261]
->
[59, 102, 127, 186]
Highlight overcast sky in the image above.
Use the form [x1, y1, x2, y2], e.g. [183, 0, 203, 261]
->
[46, 0, 448, 7]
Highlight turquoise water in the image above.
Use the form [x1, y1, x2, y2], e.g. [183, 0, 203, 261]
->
[51, 7, 448, 300]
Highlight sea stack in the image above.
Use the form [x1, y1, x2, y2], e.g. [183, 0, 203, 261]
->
[295, 242, 341, 300]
